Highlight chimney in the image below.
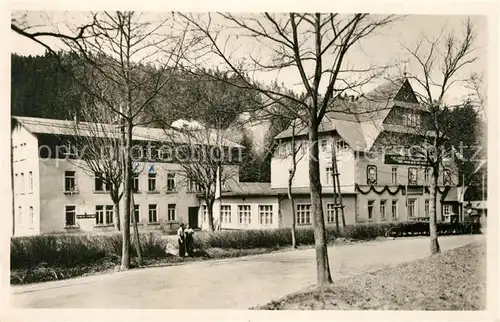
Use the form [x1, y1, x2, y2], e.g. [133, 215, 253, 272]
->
[349, 95, 355, 102]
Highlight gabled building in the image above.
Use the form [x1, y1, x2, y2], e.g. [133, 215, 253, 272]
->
[11, 116, 242, 236]
[199, 79, 461, 230]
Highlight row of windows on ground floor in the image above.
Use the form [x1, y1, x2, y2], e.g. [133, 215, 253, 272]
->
[200, 200, 457, 226]
[365, 199, 455, 222]
[62, 204, 177, 227]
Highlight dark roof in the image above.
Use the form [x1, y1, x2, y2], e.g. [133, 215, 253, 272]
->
[12, 116, 243, 148]
[271, 186, 357, 195]
[273, 79, 425, 151]
[221, 181, 277, 197]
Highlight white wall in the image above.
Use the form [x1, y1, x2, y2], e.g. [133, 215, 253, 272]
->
[271, 133, 356, 192]
[12, 124, 40, 236]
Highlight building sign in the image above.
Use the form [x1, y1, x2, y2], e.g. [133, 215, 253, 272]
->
[76, 213, 96, 219]
[384, 154, 428, 166]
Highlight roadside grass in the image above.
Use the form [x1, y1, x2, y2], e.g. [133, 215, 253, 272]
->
[11, 223, 481, 286]
[255, 241, 486, 310]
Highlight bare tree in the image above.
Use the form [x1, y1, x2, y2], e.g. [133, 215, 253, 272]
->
[178, 12, 396, 286]
[66, 97, 124, 231]
[158, 125, 241, 231]
[466, 72, 487, 122]
[401, 18, 477, 254]
[13, 11, 192, 270]
[284, 120, 307, 248]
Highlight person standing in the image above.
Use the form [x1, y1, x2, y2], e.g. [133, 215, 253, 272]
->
[177, 223, 185, 258]
[185, 224, 195, 257]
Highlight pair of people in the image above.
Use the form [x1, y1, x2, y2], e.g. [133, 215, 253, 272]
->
[177, 223, 194, 257]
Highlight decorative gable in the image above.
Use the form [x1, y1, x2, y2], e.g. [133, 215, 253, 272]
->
[394, 80, 419, 103]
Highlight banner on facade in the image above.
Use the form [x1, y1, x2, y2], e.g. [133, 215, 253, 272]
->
[384, 154, 428, 166]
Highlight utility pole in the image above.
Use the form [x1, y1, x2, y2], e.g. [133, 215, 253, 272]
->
[330, 136, 345, 233]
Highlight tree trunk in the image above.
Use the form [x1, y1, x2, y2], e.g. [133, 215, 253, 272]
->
[288, 181, 297, 249]
[121, 119, 132, 270]
[308, 117, 333, 286]
[207, 199, 215, 232]
[429, 168, 441, 254]
[131, 192, 143, 266]
[112, 196, 121, 232]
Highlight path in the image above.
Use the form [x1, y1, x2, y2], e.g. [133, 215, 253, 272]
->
[10, 234, 483, 309]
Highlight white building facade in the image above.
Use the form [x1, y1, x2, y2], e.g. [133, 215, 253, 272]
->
[11, 116, 242, 236]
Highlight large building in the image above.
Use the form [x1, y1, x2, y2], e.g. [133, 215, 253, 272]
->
[12, 79, 464, 236]
[11, 116, 242, 236]
[200, 79, 462, 229]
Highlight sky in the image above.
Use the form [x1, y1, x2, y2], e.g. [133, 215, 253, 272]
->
[11, 12, 487, 107]
[10, 11, 489, 148]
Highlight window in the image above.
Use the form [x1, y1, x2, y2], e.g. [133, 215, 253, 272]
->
[367, 200, 375, 221]
[326, 167, 333, 185]
[95, 205, 113, 225]
[158, 147, 172, 161]
[64, 171, 76, 192]
[65, 205, 76, 226]
[20, 172, 24, 193]
[105, 205, 114, 224]
[425, 168, 431, 185]
[336, 139, 348, 151]
[404, 111, 421, 127]
[94, 174, 109, 192]
[238, 205, 251, 224]
[296, 204, 311, 224]
[259, 205, 273, 225]
[148, 204, 158, 223]
[221, 205, 231, 223]
[132, 173, 139, 192]
[203, 205, 207, 222]
[148, 173, 156, 191]
[167, 204, 176, 221]
[167, 173, 176, 192]
[425, 199, 430, 217]
[408, 199, 417, 218]
[28, 171, 33, 193]
[391, 167, 398, 184]
[189, 179, 202, 192]
[380, 200, 387, 221]
[443, 169, 451, 186]
[96, 206, 104, 225]
[131, 205, 140, 223]
[326, 203, 337, 223]
[443, 205, 452, 222]
[29, 206, 34, 229]
[408, 167, 417, 185]
[14, 174, 18, 194]
[391, 200, 398, 220]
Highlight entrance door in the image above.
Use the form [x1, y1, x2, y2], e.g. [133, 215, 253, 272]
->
[188, 207, 199, 228]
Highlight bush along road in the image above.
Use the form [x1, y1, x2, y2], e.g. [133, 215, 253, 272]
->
[11, 222, 482, 285]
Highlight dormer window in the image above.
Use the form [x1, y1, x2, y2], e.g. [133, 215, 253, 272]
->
[403, 111, 421, 127]
[336, 139, 348, 151]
